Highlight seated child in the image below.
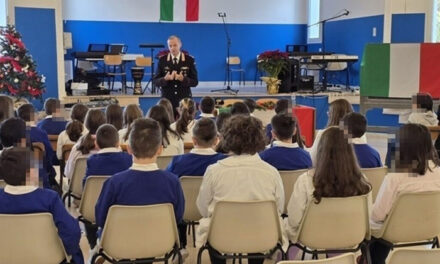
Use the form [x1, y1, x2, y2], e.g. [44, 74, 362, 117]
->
[0, 147, 84, 263]
[84, 124, 132, 186]
[197, 96, 216, 119]
[244, 98, 257, 116]
[172, 98, 196, 143]
[95, 118, 184, 251]
[37, 98, 68, 135]
[265, 99, 289, 142]
[167, 118, 226, 177]
[230, 102, 250, 116]
[260, 114, 312, 170]
[343, 112, 382, 168]
[0, 118, 49, 188]
[407, 93, 438, 126]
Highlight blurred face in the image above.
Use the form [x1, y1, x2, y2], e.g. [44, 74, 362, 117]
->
[167, 37, 181, 56]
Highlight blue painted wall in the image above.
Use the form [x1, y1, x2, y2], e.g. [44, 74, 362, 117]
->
[64, 21, 307, 83]
[391, 13, 425, 43]
[323, 15, 384, 87]
[15, 7, 58, 110]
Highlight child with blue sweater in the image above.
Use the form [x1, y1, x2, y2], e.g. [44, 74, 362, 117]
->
[342, 112, 382, 168]
[0, 147, 83, 263]
[95, 118, 185, 261]
[260, 114, 312, 170]
[167, 117, 226, 177]
[37, 98, 68, 135]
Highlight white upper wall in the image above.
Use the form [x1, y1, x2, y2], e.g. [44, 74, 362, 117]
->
[321, 0, 385, 21]
[62, 0, 307, 24]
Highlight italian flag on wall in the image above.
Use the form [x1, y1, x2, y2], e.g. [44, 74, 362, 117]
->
[361, 43, 440, 98]
[160, 0, 199, 21]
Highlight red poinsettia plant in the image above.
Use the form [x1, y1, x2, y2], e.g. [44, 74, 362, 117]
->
[258, 50, 289, 78]
[0, 25, 45, 99]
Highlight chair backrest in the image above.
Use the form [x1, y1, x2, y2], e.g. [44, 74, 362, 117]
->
[120, 144, 128, 152]
[208, 200, 282, 254]
[180, 176, 203, 222]
[0, 213, 68, 264]
[378, 191, 440, 243]
[79, 175, 110, 223]
[297, 194, 370, 250]
[32, 142, 46, 161]
[184, 142, 194, 153]
[277, 253, 356, 264]
[157, 155, 174, 170]
[135, 56, 152, 67]
[100, 204, 180, 259]
[62, 144, 74, 163]
[104, 54, 123, 66]
[227, 56, 241, 65]
[70, 156, 88, 198]
[427, 126, 440, 142]
[48, 134, 58, 151]
[360, 167, 387, 202]
[279, 169, 309, 215]
[388, 248, 440, 264]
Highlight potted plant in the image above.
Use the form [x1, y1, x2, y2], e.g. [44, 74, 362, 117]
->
[258, 50, 289, 94]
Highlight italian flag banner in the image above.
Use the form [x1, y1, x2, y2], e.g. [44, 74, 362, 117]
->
[360, 43, 440, 98]
[160, 0, 199, 22]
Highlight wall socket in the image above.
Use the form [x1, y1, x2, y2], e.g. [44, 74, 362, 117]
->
[372, 27, 377, 37]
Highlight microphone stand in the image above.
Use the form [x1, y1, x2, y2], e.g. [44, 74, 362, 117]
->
[212, 12, 238, 94]
[309, 10, 349, 92]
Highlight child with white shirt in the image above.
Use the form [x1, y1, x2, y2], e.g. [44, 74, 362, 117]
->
[407, 93, 438, 126]
[260, 114, 312, 170]
[118, 104, 143, 144]
[366, 124, 440, 264]
[196, 115, 285, 264]
[95, 118, 185, 261]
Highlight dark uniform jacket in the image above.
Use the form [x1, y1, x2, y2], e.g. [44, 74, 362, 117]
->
[153, 52, 198, 110]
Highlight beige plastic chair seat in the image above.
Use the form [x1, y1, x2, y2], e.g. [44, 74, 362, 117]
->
[62, 156, 88, 207]
[78, 175, 110, 224]
[388, 248, 440, 264]
[180, 176, 203, 247]
[279, 169, 309, 215]
[277, 253, 356, 263]
[197, 200, 284, 263]
[371, 191, 440, 247]
[293, 194, 370, 259]
[92, 204, 181, 263]
[360, 167, 387, 202]
[0, 213, 69, 264]
[157, 155, 174, 170]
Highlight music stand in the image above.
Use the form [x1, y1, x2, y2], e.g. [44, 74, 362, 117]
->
[139, 43, 165, 94]
[211, 12, 238, 95]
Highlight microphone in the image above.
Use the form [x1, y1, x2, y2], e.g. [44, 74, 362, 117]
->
[343, 9, 350, 16]
[218, 12, 226, 17]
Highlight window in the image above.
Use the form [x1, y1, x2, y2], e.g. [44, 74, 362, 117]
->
[308, 0, 321, 43]
[0, 1, 6, 27]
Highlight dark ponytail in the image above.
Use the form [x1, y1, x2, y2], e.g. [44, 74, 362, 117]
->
[175, 98, 195, 136]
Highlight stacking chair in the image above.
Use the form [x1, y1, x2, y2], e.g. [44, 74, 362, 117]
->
[184, 142, 194, 153]
[360, 167, 387, 202]
[32, 142, 46, 162]
[197, 200, 285, 264]
[427, 126, 440, 142]
[277, 253, 356, 264]
[291, 194, 370, 261]
[62, 156, 87, 207]
[157, 155, 174, 170]
[48, 134, 58, 151]
[120, 144, 128, 152]
[0, 213, 70, 264]
[387, 248, 440, 264]
[91, 204, 182, 264]
[180, 176, 203, 247]
[132, 56, 153, 90]
[254, 54, 264, 85]
[324, 55, 349, 90]
[371, 191, 440, 250]
[78, 176, 110, 225]
[225, 56, 245, 86]
[104, 54, 127, 92]
[279, 169, 309, 216]
[60, 144, 74, 190]
[0, 179, 6, 188]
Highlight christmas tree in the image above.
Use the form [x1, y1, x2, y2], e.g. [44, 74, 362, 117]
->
[0, 25, 45, 99]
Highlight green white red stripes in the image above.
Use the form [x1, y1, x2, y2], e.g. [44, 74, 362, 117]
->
[360, 43, 440, 98]
[160, 0, 199, 22]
